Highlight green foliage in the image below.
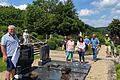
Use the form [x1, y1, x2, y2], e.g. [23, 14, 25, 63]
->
[31, 32, 38, 38]
[116, 64, 120, 80]
[108, 19, 120, 38]
[0, 6, 25, 27]
[37, 35, 44, 41]
[89, 32, 105, 44]
[0, 26, 7, 39]
[0, 32, 3, 39]
[47, 39, 57, 50]
[87, 45, 93, 55]
[117, 45, 120, 49]
[0, 26, 7, 32]
[47, 34, 64, 50]
[25, 0, 84, 35]
[0, 57, 6, 72]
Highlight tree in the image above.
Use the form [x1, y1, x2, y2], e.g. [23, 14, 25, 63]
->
[25, 0, 85, 35]
[108, 19, 120, 38]
[0, 6, 24, 27]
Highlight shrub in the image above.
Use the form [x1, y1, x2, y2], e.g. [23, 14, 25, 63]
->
[117, 45, 120, 49]
[0, 26, 7, 33]
[47, 40, 56, 50]
[37, 35, 44, 41]
[31, 32, 38, 38]
[0, 57, 6, 72]
[47, 34, 64, 50]
[116, 64, 120, 79]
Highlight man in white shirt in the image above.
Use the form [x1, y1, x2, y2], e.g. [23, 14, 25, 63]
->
[23, 29, 29, 44]
[1, 25, 19, 80]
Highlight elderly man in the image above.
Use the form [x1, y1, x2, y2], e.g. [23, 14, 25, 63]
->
[91, 34, 100, 62]
[1, 25, 19, 80]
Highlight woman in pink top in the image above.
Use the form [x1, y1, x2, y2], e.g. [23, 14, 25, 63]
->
[66, 36, 75, 63]
[76, 37, 86, 63]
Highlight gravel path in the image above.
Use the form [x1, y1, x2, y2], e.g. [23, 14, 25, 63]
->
[86, 45, 116, 80]
[0, 45, 116, 80]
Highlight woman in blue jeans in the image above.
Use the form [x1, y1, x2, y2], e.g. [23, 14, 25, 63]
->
[76, 37, 86, 63]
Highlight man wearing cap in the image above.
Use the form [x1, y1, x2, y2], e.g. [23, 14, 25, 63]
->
[23, 29, 29, 44]
[1, 25, 20, 80]
[105, 34, 111, 57]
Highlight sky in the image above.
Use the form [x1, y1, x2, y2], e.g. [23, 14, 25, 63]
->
[0, 0, 120, 27]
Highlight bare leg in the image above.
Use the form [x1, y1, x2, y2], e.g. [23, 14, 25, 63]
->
[11, 69, 15, 79]
[5, 71, 10, 80]
[5, 69, 15, 80]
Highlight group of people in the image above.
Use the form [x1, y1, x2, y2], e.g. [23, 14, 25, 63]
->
[0, 25, 114, 80]
[64, 34, 100, 64]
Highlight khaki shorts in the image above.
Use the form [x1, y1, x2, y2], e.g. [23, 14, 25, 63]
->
[106, 46, 111, 53]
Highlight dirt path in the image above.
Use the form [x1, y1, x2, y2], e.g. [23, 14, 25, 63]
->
[0, 45, 116, 80]
[85, 45, 108, 80]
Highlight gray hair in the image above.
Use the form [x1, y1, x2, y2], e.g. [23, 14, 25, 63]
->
[8, 25, 15, 29]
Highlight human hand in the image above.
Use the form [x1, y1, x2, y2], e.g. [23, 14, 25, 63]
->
[3, 55, 7, 62]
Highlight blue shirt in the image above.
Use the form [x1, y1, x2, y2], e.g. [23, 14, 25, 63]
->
[84, 38, 90, 45]
[1, 33, 19, 57]
[91, 38, 99, 48]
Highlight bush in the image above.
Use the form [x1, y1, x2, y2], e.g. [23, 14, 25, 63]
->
[0, 26, 7, 33]
[0, 57, 6, 72]
[87, 45, 92, 55]
[47, 34, 64, 50]
[116, 64, 120, 79]
[37, 35, 44, 41]
[31, 32, 38, 38]
[0, 32, 4, 39]
[47, 40, 56, 50]
[117, 45, 120, 49]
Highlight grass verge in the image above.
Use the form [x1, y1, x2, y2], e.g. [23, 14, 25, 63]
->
[0, 57, 6, 72]
[115, 64, 120, 80]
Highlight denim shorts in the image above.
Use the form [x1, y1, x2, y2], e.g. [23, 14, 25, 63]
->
[6, 56, 15, 71]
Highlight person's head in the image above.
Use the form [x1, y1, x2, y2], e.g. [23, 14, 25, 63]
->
[85, 36, 88, 38]
[68, 35, 72, 41]
[79, 37, 84, 42]
[24, 29, 28, 32]
[92, 34, 96, 38]
[8, 25, 16, 35]
[105, 34, 109, 37]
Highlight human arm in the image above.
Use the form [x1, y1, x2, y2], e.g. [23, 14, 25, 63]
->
[96, 38, 100, 48]
[1, 36, 7, 61]
[1, 45, 7, 61]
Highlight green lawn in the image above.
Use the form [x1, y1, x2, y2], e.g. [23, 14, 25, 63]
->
[0, 57, 6, 72]
[34, 54, 40, 59]
[116, 64, 120, 80]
